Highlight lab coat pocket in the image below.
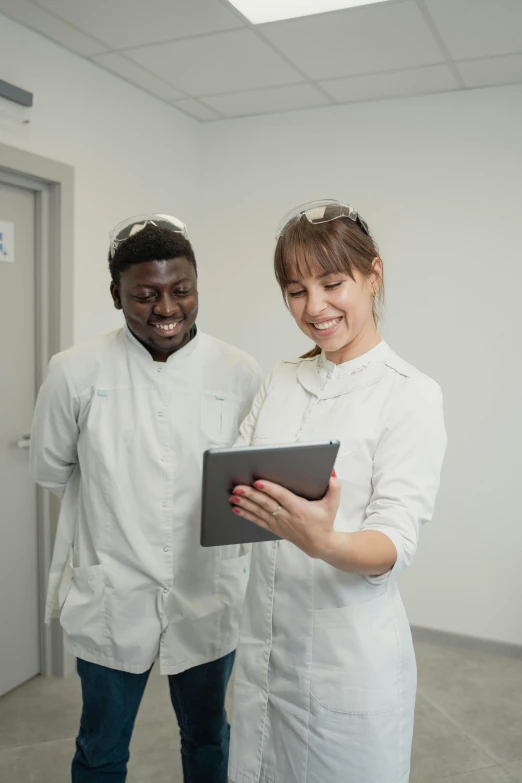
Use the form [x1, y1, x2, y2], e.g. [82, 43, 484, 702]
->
[201, 394, 240, 445]
[219, 543, 251, 560]
[216, 552, 251, 645]
[60, 564, 107, 650]
[252, 435, 269, 445]
[337, 444, 357, 459]
[217, 552, 250, 605]
[57, 557, 73, 613]
[334, 444, 366, 480]
[311, 591, 399, 715]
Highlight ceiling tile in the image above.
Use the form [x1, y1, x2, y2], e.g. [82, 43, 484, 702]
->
[92, 52, 186, 101]
[202, 83, 331, 118]
[126, 29, 303, 96]
[33, 0, 244, 50]
[0, 0, 108, 56]
[171, 98, 220, 121]
[260, 1, 445, 80]
[456, 54, 522, 88]
[320, 64, 458, 103]
[425, 0, 522, 60]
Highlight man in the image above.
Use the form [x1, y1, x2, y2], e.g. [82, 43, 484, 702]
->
[30, 214, 262, 783]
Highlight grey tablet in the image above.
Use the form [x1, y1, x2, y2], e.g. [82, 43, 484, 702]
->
[200, 441, 340, 547]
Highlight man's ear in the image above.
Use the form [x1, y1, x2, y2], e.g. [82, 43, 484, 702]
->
[110, 281, 122, 311]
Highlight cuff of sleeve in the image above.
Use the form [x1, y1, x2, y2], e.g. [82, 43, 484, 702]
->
[362, 527, 406, 584]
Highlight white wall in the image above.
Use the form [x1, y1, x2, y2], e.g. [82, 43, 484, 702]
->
[199, 86, 522, 646]
[3, 11, 521, 646]
[0, 14, 202, 345]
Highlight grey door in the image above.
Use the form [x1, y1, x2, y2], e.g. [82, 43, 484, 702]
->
[0, 179, 40, 696]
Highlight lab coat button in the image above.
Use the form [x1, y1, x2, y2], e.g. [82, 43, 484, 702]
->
[158, 411, 163, 417]
[162, 501, 167, 507]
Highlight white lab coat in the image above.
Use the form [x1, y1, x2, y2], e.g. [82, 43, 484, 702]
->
[31, 326, 262, 675]
[229, 341, 447, 783]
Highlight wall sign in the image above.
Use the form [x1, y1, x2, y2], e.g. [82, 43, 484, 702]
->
[0, 221, 14, 263]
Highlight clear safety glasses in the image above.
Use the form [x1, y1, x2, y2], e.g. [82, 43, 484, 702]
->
[276, 199, 369, 241]
[109, 213, 188, 258]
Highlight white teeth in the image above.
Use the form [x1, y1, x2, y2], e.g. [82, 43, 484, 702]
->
[155, 322, 179, 332]
[313, 318, 341, 331]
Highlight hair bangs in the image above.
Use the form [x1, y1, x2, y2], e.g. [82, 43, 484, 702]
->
[275, 219, 355, 292]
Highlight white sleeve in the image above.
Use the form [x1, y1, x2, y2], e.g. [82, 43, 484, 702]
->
[30, 353, 80, 499]
[362, 379, 447, 575]
[235, 370, 272, 448]
[238, 362, 264, 426]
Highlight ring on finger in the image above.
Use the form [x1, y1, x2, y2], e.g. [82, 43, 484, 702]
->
[272, 504, 283, 517]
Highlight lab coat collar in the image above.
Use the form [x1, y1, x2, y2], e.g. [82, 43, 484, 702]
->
[297, 340, 391, 399]
[124, 323, 201, 365]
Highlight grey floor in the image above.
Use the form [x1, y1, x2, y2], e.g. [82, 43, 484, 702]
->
[1, 635, 522, 783]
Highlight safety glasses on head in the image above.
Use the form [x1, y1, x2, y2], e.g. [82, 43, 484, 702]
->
[109, 213, 188, 258]
[275, 199, 369, 241]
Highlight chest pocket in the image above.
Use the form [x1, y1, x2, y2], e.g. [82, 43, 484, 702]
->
[201, 394, 240, 445]
[335, 441, 372, 483]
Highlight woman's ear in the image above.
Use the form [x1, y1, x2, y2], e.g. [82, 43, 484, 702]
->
[369, 257, 383, 294]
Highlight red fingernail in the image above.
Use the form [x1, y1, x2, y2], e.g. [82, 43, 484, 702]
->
[254, 482, 264, 490]
[332, 469, 337, 478]
[229, 496, 240, 504]
[232, 507, 241, 515]
[234, 488, 245, 495]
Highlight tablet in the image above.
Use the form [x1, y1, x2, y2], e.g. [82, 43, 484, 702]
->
[200, 441, 340, 547]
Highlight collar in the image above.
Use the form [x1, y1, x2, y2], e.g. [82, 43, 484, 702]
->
[297, 340, 391, 399]
[124, 323, 200, 365]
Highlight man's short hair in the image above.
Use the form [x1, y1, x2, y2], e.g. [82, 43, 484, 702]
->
[108, 224, 197, 284]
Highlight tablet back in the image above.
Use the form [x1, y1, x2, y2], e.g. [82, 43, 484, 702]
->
[200, 441, 340, 547]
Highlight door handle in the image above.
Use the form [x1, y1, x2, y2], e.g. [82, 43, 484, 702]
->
[17, 434, 31, 449]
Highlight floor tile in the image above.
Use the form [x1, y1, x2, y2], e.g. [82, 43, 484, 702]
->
[410, 693, 497, 783]
[503, 760, 522, 782]
[415, 639, 522, 763]
[0, 723, 183, 783]
[0, 674, 81, 749]
[0, 736, 74, 783]
[428, 765, 519, 782]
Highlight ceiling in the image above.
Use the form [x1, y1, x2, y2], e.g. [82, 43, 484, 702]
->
[1, 0, 521, 122]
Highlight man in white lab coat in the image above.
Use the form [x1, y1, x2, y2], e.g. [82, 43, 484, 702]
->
[30, 214, 262, 783]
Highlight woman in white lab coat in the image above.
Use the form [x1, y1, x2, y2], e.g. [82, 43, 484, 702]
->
[227, 200, 447, 783]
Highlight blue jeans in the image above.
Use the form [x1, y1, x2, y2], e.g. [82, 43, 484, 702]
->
[72, 652, 235, 783]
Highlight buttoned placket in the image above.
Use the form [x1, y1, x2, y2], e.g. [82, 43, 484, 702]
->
[253, 541, 279, 782]
[295, 395, 321, 441]
[253, 377, 328, 774]
[155, 364, 173, 601]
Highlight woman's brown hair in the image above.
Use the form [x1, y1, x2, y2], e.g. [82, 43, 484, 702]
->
[274, 211, 383, 358]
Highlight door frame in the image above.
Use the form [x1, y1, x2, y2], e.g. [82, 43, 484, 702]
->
[0, 142, 74, 677]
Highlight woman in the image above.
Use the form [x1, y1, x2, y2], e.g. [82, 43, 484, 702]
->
[227, 200, 447, 783]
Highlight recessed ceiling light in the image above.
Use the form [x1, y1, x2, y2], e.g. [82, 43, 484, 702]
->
[228, 0, 394, 25]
